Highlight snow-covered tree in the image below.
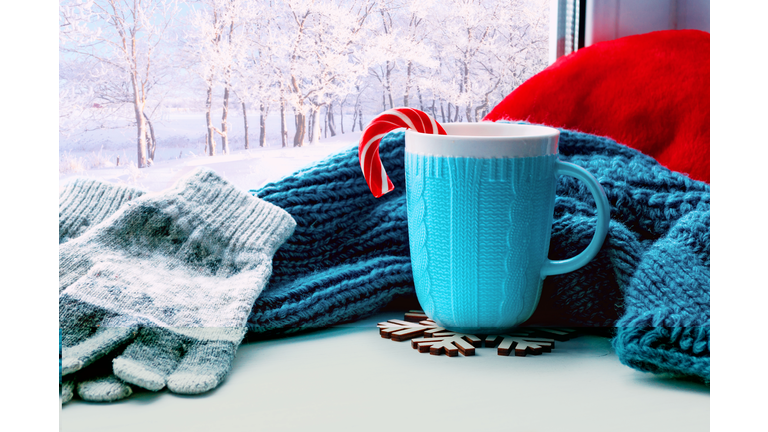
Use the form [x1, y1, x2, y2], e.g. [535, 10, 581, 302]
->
[361, 0, 548, 123]
[428, 0, 504, 122]
[59, 0, 551, 164]
[182, 0, 254, 155]
[491, 0, 550, 105]
[277, 0, 375, 146]
[60, 0, 180, 168]
[364, 0, 438, 111]
[235, 1, 285, 148]
[434, 0, 549, 121]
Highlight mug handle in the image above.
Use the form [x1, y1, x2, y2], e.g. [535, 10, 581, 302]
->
[540, 160, 610, 277]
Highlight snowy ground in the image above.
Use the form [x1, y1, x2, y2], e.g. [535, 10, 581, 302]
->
[59, 111, 366, 193]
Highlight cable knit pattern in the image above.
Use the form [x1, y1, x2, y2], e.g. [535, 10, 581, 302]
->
[252, 124, 710, 382]
[404, 153, 433, 317]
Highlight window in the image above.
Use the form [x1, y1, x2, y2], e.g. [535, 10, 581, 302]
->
[59, 0, 552, 189]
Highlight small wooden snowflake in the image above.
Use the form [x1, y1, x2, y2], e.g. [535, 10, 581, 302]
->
[485, 333, 556, 356]
[378, 311, 483, 357]
[378, 311, 579, 357]
[411, 332, 483, 357]
[377, 318, 444, 341]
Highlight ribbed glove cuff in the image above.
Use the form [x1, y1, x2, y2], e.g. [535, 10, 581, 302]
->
[157, 168, 297, 257]
[59, 179, 145, 243]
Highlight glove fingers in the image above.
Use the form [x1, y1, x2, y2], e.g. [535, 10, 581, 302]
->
[167, 339, 238, 395]
[61, 325, 136, 375]
[76, 354, 133, 403]
[112, 327, 185, 391]
[77, 375, 133, 403]
[60, 295, 139, 375]
[60, 380, 75, 405]
[61, 353, 134, 404]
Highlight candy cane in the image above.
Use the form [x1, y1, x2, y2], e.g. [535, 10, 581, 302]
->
[359, 108, 447, 198]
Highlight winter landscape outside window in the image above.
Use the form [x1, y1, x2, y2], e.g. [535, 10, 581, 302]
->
[59, 0, 549, 187]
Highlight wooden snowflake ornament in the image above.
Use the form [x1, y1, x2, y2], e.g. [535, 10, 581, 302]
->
[378, 311, 579, 358]
[411, 332, 483, 357]
[485, 333, 556, 356]
[377, 318, 444, 342]
[379, 312, 482, 356]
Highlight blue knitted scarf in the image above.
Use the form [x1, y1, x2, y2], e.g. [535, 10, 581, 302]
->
[250, 126, 710, 382]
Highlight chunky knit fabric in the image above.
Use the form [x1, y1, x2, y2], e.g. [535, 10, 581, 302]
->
[250, 133, 414, 335]
[251, 126, 710, 382]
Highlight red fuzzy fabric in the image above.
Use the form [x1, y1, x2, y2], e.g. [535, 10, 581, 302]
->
[484, 30, 710, 183]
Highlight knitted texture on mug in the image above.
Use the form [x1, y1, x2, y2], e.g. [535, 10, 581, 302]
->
[251, 126, 709, 382]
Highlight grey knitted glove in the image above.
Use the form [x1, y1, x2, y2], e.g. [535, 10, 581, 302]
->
[60, 179, 144, 404]
[60, 168, 296, 400]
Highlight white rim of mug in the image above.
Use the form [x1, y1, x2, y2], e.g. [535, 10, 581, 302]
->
[404, 122, 559, 158]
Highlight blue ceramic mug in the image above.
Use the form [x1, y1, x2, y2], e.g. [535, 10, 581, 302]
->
[404, 122, 610, 333]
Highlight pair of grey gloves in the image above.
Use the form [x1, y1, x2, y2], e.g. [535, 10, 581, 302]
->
[59, 168, 296, 403]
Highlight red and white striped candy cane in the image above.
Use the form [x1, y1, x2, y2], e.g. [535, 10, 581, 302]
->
[359, 107, 447, 198]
